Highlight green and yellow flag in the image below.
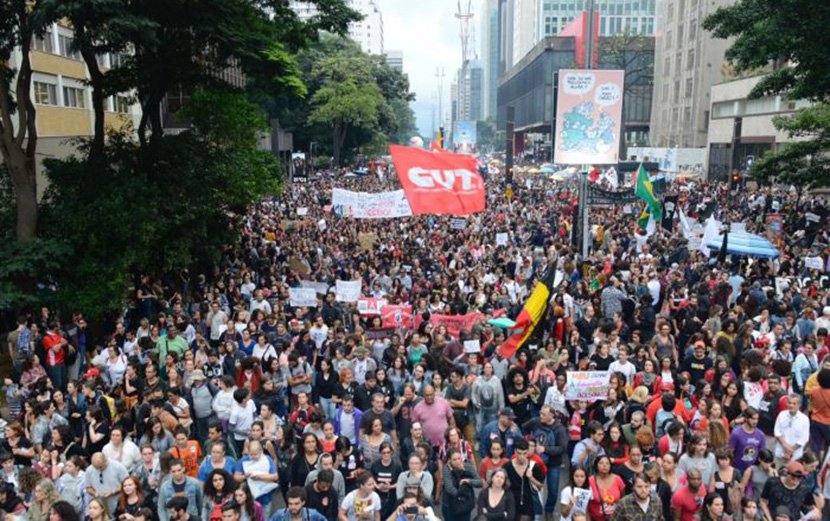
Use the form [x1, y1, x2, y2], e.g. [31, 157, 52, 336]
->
[634, 164, 662, 224]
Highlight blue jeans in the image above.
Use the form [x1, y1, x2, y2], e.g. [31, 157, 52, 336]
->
[545, 466, 562, 514]
[320, 397, 335, 422]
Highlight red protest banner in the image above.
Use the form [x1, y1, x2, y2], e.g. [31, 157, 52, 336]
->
[381, 305, 413, 329]
[390, 145, 485, 216]
[357, 298, 388, 315]
[413, 312, 485, 338]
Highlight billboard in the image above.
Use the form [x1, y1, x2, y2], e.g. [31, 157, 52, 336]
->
[453, 121, 477, 154]
[554, 69, 625, 165]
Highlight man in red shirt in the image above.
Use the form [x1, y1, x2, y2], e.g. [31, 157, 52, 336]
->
[42, 320, 68, 391]
[672, 468, 706, 521]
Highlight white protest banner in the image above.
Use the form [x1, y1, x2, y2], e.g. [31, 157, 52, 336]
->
[572, 488, 593, 513]
[565, 371, 611, 400]
[731, 222, 747, 233]
[289, 287, 317, 308]
[335, 279, 362, 303]
[623, 204, 632, 214]
[463, 340, 481, 354]
[775, 277, 790, 299]
[525, 178, 532, 189]
[496, 233, 508, 246]
[805, 257, 824, 271]
[318, 219, 327, 231]
[450, 217, 467, 230]
[331, 188, 413, 219]
[297, 207, 308, 216]
[744, 381, 764, 408]
[301, 280, 329, 295]
[357, 298, 388, 315]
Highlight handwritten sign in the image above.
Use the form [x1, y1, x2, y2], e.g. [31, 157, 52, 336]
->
[450, 218, 467, 230]
[289, 287, 317, 308]
[805, 257, 824, 271]
[564, 371, 611, 400]
[463, 340, 481, 354]
[297, 207, 308, 216]
[301, 280, 329, 295]
[496, 233, 508, 247]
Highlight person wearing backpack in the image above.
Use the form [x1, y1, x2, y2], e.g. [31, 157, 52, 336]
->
[654, 394, 679, 440]
[440, 448, 482, 521]
[188, 370, 218, 442]
[471, 362, 504, 433]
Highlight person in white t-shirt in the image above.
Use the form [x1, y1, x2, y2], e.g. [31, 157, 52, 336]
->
[608, 346, 637, 383]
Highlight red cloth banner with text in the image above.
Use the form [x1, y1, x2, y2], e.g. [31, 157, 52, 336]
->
[390, 145, 485, 215]
[414, 312, 485, 338]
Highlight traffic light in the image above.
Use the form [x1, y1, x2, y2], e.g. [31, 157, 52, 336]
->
[731, 171, 741, 188]
[437, 127, 444, 149]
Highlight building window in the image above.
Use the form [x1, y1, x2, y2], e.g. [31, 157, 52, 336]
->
[684, 107, 691, 123]
[58, 34, 80, 60]
[667, 2, 673, 21]
[33, 30, 53, 53]
[689, 20, 697, 40]
[664, 57, 671, 75]
[662, 83, 670, 101]
[63, 86, 85, 108]
[673, 81, 680, 102]
[687, 49, 695, 70]
[115, 95, 130, 114]
[34, 81, 57, 105]
[685, 78, 693, 98]
[677, 24, 684, 45]
[665, 30, 672, 49]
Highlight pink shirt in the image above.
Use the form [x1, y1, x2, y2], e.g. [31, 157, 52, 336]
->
[412, 398, 453, 446]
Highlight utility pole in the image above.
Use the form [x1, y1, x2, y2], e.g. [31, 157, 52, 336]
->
[435, 67, 446, 129]
[580, 0, 597, 258]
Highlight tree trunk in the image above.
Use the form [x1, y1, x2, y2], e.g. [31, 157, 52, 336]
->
[618, 94, 628, 162]
[333, 121, 344, 166]
[6, 147, 38, 240]
[76, 26, 106, 162]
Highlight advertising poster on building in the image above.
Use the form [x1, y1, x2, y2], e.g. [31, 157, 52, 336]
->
[453, 121, 477, 154]
[554, 69, 625, 165]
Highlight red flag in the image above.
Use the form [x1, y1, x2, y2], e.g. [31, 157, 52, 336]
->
[429, 140, 440, 152]
[390, 145, 485, 216]
[589, 166, 600, 183]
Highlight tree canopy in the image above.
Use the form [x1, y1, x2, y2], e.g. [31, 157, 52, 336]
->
[703, 0, 830, 188]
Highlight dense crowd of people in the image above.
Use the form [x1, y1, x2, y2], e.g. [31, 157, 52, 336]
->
[3, 163, 830, 521]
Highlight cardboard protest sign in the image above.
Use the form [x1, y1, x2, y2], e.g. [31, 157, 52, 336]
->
[288, 257, 310, 277]
[359, 232, 378, 252]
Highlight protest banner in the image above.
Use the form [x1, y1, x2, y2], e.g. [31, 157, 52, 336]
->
[331, 188, 413, 219]
[335, 279, 362, 303]
[450, 217, 467, 230]
[301, 280, 329, 295]
[564, 371, 611, 400]
[358, 298, 388, 315]
[415, 312, 485, 338]
[390, 145, 485, 216]
[297, 207, 308, 216]
[496, 233, 508, 246]
[463, 340, 481, 354]
[289, 287, 317, 308]
[365, 328, 396, 340]
[381, 305, 413, 329]
[318, 219, 327, 231]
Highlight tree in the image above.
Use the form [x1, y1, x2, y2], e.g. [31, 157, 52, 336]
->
[308, 51, 382, 165]
[476, 120, 497, 153]
[0, 0, 55, 240]
[703, 0, 830, 188]
[599, 31, 654, 158]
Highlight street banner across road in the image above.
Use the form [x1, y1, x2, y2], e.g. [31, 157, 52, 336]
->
[554, 69, 625, 165]
[565, 371, 611, 400]
[390, 145, 485, 215]
[331, 188, 413, 219]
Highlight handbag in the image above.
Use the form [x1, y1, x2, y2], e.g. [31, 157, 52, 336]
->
[450, 470, 476, 515]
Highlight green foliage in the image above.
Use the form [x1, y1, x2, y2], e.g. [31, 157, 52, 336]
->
[702, 0, 830, 102]
[36, 90, 281, 319]
[703, 0, 830, 187]
[476, 120, 497, 153]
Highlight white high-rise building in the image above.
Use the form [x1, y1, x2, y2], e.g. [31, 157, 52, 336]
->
[385, 50, 403, 72]
[290, 0, 384, 55]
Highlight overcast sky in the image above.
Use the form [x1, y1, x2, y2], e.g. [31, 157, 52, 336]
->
[383, 0, 466, 137]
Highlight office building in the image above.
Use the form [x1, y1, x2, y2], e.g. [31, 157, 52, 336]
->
[11, 22, 141, 195]
[290, 0, 384, 55]
[650, 0, 735, 148]
[385, 50, 403, 72]
[481, 0, 500, 119]
[538, 0, 656, 38]
[457, 61, 484, 122]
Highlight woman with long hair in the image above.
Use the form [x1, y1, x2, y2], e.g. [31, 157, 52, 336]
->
[202, 469, 235, 521]
[3, 422, 35, 466]
[49, 500, 81, 521]
[289, 432, 320, 489]
[586, 455, 626, 521]
[140, 417, 175, 454]
[505, 367, 534, 426]
[709, 447, 743, 515]
[359, 418, 393, 466]
[477, 440, 508, 481]
[700, 492, 729, 521]
[679, 433, 717, 485]
[614, 444, 645, 492]
[388, 356, 410, 397]
[84, 406, 109, 455]
[809, 368, 830, 456]
[87, 498, 114, 521]
[559, 466, 590, 521]
[602, 423, 629, 465]
[335, 436, 365, 493]
[476, 467, 515, 521]
[233, 483, 265, 521]
[314, 358, 338, 421]
[115, 476, 153, 521]
[28, 479, 62, 521]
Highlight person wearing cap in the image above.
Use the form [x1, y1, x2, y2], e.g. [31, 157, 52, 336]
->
[759, 460, 819, 521]
[189, 368, 218, 442]
[478, 407, 523, 459]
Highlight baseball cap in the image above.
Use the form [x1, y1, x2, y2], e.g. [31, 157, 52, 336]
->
[784, 460, 805, 478]
[498, 407, 515, 419]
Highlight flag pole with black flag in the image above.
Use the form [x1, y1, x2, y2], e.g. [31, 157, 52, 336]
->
[717, 222, 730, 264]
